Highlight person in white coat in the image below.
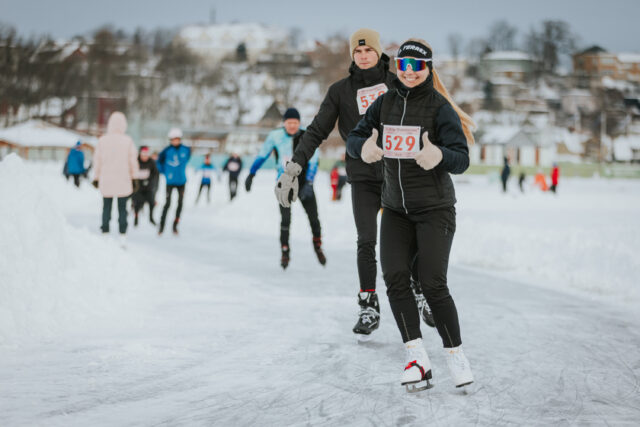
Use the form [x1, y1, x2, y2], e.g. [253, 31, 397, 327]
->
[92, 111, 139, 243]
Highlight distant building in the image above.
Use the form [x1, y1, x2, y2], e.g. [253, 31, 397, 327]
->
[573, 46, 640, 86]
[479, 51, 533, 82]
[0, 119, 97, 161]
[177, 23, 290, 64]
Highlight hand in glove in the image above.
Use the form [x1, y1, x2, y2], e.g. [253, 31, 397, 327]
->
[415, 132, 443, 171]
[274, 161, 303, 207]
[298, 182, 314, 202]
[245, 173, 255, 192]
[92, 180, 99, 189]
[361, 129, 383, 164]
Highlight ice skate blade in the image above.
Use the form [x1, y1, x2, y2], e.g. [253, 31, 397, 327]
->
[355, 333, 373, 343]
[403, 380, 433, 393]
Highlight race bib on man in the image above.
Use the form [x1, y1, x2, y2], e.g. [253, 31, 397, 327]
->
[227, 162, 239, 172]
[357, 83, 388, 115]
[203, 170, 212, 178]
[382, 125, 421, 159]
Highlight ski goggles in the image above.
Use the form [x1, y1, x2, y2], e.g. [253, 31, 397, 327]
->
[394, 57, 431, 72]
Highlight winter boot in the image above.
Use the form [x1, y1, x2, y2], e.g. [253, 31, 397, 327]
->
[401, 338, 433, 393]
[134, 213, 139, 227]
[172, 219, 179, 235]
[352, 291, 380, 337]
[410, 279, 435, 328]
[312, 237, 326, 266]
[281, 246, 290, 270]
[445, 346, 474, 388]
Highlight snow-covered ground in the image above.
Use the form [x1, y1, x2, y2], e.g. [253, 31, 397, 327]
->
[1, 155, 640, 425]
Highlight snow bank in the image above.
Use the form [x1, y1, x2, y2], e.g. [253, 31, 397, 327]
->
[0, 154, 147, 346]
[452, 176, 640, 304]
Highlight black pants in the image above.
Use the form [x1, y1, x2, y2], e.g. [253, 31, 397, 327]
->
[160, 185, 185, 228]
[351, 181, 382, 292]
[380, 206, 461, 348]
[133, 190, 155, 222]
[229, 176, 238, 200]
[102, 196, 129, 234]
[279, 192, 321, 248]
[72, 174, 80, 187]
[196, 182, 211, 203]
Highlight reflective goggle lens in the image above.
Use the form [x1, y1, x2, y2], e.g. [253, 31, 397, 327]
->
[394, 57, 430, 72]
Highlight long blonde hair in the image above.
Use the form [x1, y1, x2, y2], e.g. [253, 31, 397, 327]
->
[406, 38, 476, 145]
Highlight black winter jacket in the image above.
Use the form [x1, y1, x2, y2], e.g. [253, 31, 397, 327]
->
[347, 76, 470, 214]
[135, 157, 159, 192]
[291, 55, 396, 183]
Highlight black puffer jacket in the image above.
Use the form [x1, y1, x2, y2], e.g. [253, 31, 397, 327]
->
[347, 76, 470, 214]
[291, 55, 396, 183]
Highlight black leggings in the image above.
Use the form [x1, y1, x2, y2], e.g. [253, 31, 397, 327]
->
[101, 196, 129, 234]
[196, 182, 211, 203]
[133, 190, 155, 221]
[279, 192, 321, 248]
[160, 185, 185, 228]
[229, 177, 238, 200]
[380, 206, 461, 348]
[351, 181, 382, 292]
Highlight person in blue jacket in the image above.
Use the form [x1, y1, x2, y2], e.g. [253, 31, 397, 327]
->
[65, 141, 86, 187]
[157, 127, 191, 235]
[195, 154, 218, 204]
[245, 108, 326, 269]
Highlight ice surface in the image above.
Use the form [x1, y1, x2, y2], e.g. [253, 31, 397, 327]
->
[1, 156, 639, 425]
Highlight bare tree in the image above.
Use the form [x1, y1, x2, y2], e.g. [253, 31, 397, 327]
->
[447, 33, 463, 59]
[487, 20, 518, 51]
[525, 20, 576, 77]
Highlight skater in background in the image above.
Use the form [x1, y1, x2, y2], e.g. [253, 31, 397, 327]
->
[246, 107, 326, 269]
[92, 111, 139, 246]
[347, 38, 475, 391]
[329, 155, 347, 201]
[500, 156, 510, 193]
[518, 170, 526, 193]
[157, 128, 191, 235]
[195, 154, 217, 204]
[65, 141, 86, 187]
[274, 29, 398, 339]
[222, 152, 243, 200]
[550, 163, 560, 193]
[132, 146, 159, 226]
[534, 169, 549, 191]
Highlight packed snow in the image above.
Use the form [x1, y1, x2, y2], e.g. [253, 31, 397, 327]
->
[1, 154, 639, 425]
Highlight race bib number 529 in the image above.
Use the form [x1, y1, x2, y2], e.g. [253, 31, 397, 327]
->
[357, 83, 388, 115]
[383, 125, 421, 159]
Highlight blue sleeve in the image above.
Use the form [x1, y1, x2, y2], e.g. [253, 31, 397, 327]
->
[249, 133, 277, 175]
[435, 103, 470, 174]
[80, 152, 85, 171]
[346, 95, 383, 159]
[305, 150, 319, 183]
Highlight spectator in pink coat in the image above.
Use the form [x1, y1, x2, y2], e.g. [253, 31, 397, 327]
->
[92, 112, 139, 239]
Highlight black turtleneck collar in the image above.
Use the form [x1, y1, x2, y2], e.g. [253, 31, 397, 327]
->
[392, 73, 435, 98]
[349, 53, 390, 86]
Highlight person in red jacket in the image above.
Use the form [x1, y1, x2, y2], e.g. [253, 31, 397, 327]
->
[550, 163, 560, 193]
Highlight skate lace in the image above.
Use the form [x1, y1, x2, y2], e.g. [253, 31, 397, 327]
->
[359, 307, 378, 325]
[414, 292, 426, 309]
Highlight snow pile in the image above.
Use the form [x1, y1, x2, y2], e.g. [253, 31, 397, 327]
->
[0, 154, 147, 345]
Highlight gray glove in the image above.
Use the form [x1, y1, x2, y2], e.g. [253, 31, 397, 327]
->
[275, 161, 303, 207]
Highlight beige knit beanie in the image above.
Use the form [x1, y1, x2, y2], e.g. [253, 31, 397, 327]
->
[350, 28, 382, 60]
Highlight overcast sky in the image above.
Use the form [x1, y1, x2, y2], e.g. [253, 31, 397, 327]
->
[2, 0, 639, 54]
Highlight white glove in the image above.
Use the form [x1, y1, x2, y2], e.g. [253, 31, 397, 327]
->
[415, 132, 443, 171]
[274, 161, 303, 207]
[360, 129, 383, 164]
